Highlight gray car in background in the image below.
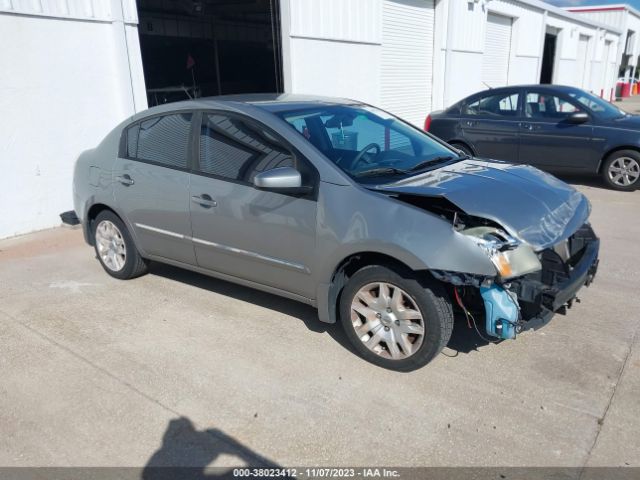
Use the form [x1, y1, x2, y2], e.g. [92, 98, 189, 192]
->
[72, 95, 599, 371]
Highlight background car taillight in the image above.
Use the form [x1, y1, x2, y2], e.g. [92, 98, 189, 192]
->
[424, 114, 432, 132]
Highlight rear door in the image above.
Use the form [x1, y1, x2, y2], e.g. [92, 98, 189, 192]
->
[518, 90, 595, 171]
[460, 89, 521, 162]
[113, 112, 196, 265]
[189, 112, 318, 299]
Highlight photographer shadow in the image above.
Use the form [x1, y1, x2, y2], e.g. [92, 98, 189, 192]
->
[142, 417, 283, 480]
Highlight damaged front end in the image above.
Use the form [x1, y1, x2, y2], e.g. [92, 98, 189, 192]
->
[372, 160, 601, 340]
[433, 219, 599, 340]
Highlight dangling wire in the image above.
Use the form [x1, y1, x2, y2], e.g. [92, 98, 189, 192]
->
[453, 287, 500, 344]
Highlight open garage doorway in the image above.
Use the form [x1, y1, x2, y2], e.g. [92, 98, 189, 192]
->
[540, 28, 558, 84]
[137, 0, 283, 106]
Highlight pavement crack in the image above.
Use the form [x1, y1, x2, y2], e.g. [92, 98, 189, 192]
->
[578, 318, 640, 478]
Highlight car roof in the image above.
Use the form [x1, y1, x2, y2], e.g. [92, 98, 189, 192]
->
[131, 93, 362, 120]
[457, 84, 584, 103]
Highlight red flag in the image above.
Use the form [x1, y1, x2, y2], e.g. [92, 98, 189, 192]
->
[186, 54, 196, 69]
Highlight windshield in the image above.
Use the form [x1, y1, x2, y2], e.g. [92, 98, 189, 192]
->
[276, 105, 461, 183]
[568, 89, 626, 119]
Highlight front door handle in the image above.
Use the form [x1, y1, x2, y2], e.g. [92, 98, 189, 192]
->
[116, 174, 135, 186]
[191, 194, 217, 208]
[464, 120, 477, 127]
[520, 123, 534, 131]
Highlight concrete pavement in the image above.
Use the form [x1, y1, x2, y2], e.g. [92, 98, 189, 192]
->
[0, 181, 638, 470]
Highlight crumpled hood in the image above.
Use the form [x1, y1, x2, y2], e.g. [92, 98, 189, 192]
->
[371, 159, 591, 251]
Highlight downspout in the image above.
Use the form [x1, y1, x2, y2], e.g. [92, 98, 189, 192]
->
[443, 0, 455, 108]
[279, 0, 293, 93]
[114, 0, 139, 113]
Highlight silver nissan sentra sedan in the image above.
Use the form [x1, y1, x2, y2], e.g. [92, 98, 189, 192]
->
[71, 94, 599, 371]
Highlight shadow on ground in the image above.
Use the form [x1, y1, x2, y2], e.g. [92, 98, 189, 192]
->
[149, 263, 355, 353]
[445, 313, 494, 355]
[149, 263, 490, 359]
[142, 417, 281, 480]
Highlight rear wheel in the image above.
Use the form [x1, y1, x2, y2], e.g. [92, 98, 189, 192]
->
[602, 150, 640, 191]
[93, 210, 149, 279]
[339, 265, 453, 371]
[450, 142, 473, 158]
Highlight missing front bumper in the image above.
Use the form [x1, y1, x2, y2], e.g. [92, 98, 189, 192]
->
[511, 224, 600, 323]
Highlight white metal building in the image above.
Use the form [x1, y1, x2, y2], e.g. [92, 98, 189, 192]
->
[568, 4, 640, 89]
[0, 0, 624, 239]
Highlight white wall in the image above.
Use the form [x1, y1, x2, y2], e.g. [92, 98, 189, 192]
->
[289, 38, 381, 105]
[433, 0, 548, 110]
[285, 0, 382, 106]
[0, 0, 145, 239]
[432, 0, 622, 111]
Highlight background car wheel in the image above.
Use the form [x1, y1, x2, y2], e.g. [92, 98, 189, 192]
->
[93, 210, 149, 280]
[449, 142, 474, 158]
[339, 265, 453, 372]
[602, 150, 640, 191]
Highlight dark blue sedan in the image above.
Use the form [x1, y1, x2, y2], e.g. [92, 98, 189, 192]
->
[425, 85, 639, 191]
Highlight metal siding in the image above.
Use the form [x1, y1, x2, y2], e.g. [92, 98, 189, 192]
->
[290, 0, 382, 44]
[380, 0, 434, 127]
[0, 0, 138, 23]
[571, 10, 627, 31]
[482, 13, 512, 88]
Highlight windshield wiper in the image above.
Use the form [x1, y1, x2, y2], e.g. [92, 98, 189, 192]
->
[408, 155, 456, 172]
[354, 167, 409, 178]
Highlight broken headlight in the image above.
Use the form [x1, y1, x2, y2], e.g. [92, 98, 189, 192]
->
[462, 226, 542, 279]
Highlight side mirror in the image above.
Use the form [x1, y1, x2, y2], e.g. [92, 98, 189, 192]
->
[253, 167, 311, 194]
[567, 112, 589, 124]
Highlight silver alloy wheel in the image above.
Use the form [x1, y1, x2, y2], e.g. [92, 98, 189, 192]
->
[95, 220, 127, 272]
[350, 282, 425, 360]
[608, 157, 640, 186]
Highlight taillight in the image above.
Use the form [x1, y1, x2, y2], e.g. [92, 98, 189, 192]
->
[424, 114, 432, 131]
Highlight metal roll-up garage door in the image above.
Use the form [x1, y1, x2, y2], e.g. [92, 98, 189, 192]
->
[380, 0, 435, 127]
[482, 13, 513, 88]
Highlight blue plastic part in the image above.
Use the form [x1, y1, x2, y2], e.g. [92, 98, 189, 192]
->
[480, 284, 520, 339]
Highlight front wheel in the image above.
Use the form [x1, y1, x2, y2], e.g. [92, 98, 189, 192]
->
[93, 210, 149, 279]
[602, 150, 640, 191]
[339, 265, 453, 371]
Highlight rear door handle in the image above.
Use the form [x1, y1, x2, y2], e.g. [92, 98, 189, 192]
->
[116, 174, 135, 186]
[191, 194, 217, 208]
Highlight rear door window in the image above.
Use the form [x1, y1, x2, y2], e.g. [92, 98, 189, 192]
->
[131, 113, 193, 169]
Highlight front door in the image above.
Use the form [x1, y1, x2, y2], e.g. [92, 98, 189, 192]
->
[460, 90, 521, 162]
[113, 112, 196, 265]
[189, 112, 318, 299]
[518, 90, 595, 171]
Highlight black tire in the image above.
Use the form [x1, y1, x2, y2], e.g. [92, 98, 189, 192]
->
[339, 265, 453, 372]
[601, 150, 640, 191]
[92, 210, 149, 280]
[450, 142, 474, 158]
